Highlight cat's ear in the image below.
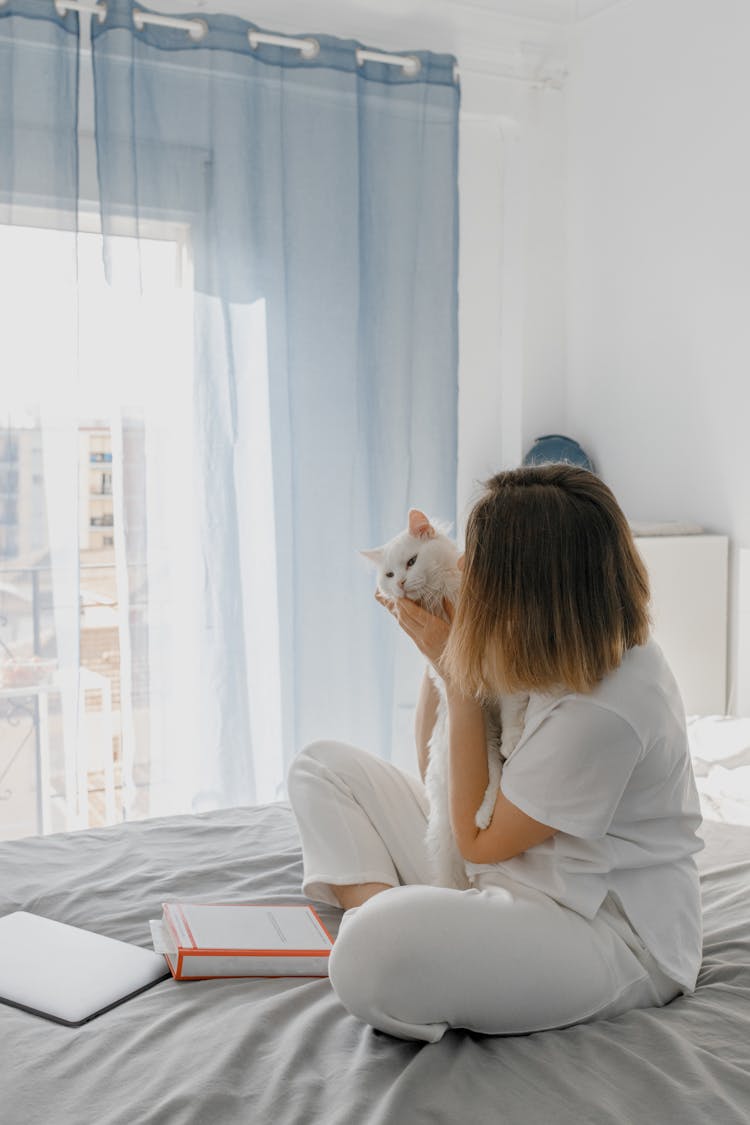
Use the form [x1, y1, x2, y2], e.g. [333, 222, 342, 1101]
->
[359, 547, 384, 565]
[408, 508, 437, 540]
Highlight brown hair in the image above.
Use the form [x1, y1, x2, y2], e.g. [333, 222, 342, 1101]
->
[442, 464, 651, 697]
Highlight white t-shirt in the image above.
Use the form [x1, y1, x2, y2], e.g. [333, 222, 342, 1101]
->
[465, 636, 705, 992]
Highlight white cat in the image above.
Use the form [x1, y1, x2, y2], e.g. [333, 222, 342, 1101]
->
[361, 508, 529, 890]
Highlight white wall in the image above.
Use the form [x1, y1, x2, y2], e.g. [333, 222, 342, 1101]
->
[566, 0, 750, 711]
[520, 82, 568, 464]
[457, 71, 567, 521]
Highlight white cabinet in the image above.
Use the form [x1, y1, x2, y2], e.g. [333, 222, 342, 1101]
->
[634, 535, 728, 716]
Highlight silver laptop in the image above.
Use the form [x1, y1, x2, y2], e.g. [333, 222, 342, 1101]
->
[0, 911, 170, 1026]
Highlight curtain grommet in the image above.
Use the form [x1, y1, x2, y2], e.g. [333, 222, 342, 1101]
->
[132, 9, 207, 40]
[187, 18, 208, 42]
[54, 0, 107, 19]
[247, 31, 320, 60]
[355, 49, 421, 77]
[300, 37, 320, 60]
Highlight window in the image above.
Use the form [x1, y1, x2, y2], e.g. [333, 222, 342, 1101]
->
[0, 213, 194, 840]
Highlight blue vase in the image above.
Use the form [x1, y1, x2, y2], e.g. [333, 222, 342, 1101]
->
[522, 434, 596, 474]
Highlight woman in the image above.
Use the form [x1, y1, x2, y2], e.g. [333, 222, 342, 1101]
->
[287, 465, 704, 1043]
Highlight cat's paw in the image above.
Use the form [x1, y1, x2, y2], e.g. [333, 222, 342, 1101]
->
[474, 803, 492, 830]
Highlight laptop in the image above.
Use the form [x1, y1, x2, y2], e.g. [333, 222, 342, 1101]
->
[0, 911, 170, 1026]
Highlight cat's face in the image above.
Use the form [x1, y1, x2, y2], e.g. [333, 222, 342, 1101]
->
[360, 509, 461, 605]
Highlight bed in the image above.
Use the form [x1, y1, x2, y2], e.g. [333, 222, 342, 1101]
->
[2, 778, 750, 1125]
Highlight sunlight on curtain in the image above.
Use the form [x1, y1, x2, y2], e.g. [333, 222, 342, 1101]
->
[0, 217, 197, 834]
[0, 223, 80, 837]
[75, 228, 199, 819]
[1, 0, 83, 840]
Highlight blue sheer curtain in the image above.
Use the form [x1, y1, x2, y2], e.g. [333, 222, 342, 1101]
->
[0, 0, 84, 837]
[0, 0, 79, 220]
[90, 1, 459, 811]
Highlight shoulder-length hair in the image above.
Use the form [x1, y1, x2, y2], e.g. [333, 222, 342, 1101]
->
[442, 464, 651, 697]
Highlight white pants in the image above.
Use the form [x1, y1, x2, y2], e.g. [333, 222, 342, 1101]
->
[287, 739, 681, 1043]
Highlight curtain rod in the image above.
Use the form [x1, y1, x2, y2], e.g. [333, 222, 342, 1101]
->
[41, 1, 562, 86]
[50, 2, 433, 76]
[35, 1, 565, 87]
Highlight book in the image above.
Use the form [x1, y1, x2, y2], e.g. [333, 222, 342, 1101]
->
[150, 902, 334, 981]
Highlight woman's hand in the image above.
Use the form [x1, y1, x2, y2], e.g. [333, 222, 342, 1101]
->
[375, 590, 454, 677]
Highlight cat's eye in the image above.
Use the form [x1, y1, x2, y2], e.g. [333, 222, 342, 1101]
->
[385, 571, 394, 578]
[406, 555, 417, 568]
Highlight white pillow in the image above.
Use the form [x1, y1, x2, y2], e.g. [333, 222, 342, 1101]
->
[687, 716, 750, 825]
[687, 716, 750, 776]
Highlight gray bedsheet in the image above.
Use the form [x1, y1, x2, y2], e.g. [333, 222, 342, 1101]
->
[1, 803, 749, 1125]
